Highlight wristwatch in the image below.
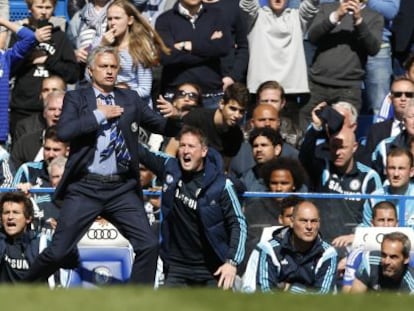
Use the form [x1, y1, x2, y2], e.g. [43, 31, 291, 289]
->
[226, 259, 238, 267]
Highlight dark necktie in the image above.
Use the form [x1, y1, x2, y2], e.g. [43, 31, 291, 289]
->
[98, 94, 131, 168]
[399, 121, 405, 133]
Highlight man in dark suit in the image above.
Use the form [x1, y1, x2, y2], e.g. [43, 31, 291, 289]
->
[392, 0, 414, 73]
[363, 77, 414, 164]
[23, 46, 182, 284]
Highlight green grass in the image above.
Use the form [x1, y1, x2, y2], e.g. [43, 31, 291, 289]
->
[1, 286, 414, 311]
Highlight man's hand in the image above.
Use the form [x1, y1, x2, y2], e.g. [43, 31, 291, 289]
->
[222, 76, 235, 91]
[349, 0, 363, 25]
[75, 46, 89, 64]
[16, 183, 33, 196]
[34, 25, 52, 42]
[211, 31, 223, 40]
[46, 217, 58, 230]
[214, 262, 237, 290]
[311, 102, 327, 129]
[97, 98, 124, 120]
[335, 0, 362, 24]
[174, 41, 192, 52]
[156, 95, 178, 117]
[332, 234, 355, 248]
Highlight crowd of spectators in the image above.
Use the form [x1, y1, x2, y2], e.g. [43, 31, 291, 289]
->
[1, 0, 414, 294]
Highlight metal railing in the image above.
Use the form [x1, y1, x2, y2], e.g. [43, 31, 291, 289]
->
[2, 187, 412, 226]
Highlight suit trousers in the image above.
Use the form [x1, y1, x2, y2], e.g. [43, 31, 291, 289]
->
[24, 177, 159, 285]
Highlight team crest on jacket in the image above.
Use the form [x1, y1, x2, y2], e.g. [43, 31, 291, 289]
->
[166, 174, 174, 184]
[130, 122, 138, 132]
[349, 179, 361, 191]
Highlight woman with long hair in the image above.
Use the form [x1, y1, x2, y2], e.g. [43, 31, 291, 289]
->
[102, 0, 170, 106]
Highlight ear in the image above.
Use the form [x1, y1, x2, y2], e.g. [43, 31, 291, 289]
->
[219, 99, 225, 111]
[404, 257, 410, 265]
[26, 217, 32, 225]
[410, 166, 414, 178]
[128, 15, 134, 26]
[352, 141, 358, 153]
[280, 98, 286, 110]
[274, 144, 282, 157]
[87, 66, 93, 78]
[201, 145, 208, 158]
[278, 214, 283, 225]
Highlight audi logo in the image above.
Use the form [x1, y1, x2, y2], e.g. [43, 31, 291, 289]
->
[362, 233, 385, 244]
[86, 229, 119, 240]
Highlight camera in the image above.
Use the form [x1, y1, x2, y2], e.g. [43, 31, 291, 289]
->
[37, 19, 52, 28]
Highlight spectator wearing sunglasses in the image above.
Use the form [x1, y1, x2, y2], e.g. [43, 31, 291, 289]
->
[376, 55, 414, 122]
[371, 97, 414, 181]
[157, 82, 203, 118]
[151, 83, 203, 152]
[362, 77, 414, 166]
[163, 83, 249, 171]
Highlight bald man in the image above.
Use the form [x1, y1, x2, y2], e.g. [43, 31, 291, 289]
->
[243, 200, 337, 293]
[299, 103, 382, 244]
[229, 104, 298, 177]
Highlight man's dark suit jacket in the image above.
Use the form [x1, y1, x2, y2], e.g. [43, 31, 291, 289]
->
[54, 87, 181, 201]
[360, 119, 393, 165]
[392, 0, 414, 55]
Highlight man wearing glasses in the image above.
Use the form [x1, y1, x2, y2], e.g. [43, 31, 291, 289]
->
[364, 77, 414, 163]
[162, 82, 249, 172]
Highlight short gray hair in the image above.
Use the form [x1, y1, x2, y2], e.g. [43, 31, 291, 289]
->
[332, 101, 358, 126]
[87, 46, 120, 69]
[47, 155, 67, 176]
[44, 90, 65, 108]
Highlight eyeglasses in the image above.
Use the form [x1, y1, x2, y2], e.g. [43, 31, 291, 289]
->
[175, 90, 199, 100]
[391, 91, 414, 98]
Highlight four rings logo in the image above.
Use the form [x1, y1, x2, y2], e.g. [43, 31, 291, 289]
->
[362, 233, 385, 244]
[87, 228, 119, 240]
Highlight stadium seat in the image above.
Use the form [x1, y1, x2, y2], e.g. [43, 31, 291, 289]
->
[63, 222, 134, 288]
[9, 0, 30, 21]
[9, 0, 70, 21]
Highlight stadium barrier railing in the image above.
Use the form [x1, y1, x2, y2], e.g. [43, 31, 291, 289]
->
[1, 187, 412, 227]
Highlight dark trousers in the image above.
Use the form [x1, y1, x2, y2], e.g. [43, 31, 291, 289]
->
[24, 177, 158, 285]
[164, 264, 217, 288]
[299, 80, 362, 131]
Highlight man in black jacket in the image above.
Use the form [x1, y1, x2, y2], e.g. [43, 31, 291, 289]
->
[10, 0, 78, 133]
[0, 192, 39, 283]
[155, 0, 232, 108]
